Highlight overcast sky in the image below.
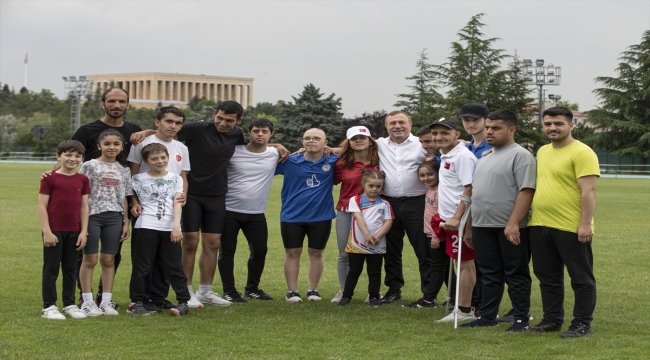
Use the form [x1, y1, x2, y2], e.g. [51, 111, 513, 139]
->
[1, 1, 649, 117]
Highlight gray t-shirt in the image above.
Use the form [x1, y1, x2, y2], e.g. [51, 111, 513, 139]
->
[471, 143, 536, 227]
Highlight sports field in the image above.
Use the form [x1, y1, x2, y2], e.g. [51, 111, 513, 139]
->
[0, 163, 648, 359]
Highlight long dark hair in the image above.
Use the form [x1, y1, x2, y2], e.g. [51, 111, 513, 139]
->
[96, 129, 128, 167]
[337, 137, 379, 168]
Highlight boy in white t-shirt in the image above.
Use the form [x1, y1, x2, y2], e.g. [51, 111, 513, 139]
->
[128, 143, 190, 316]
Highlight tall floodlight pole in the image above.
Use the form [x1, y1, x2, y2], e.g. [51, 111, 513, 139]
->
[522, 59, 561, 128]
[63, 76, 94, 132]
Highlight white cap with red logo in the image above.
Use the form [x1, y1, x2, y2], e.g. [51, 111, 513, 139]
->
[346, 126, 371, 139]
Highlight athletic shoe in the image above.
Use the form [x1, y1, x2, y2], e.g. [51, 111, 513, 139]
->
[506, 319, 530, 332]
[100, 302, 119, 316]
[63, 305, 87, 319]
[104, 301, 120, 310]
[187, 295, 204, 309]
[338, 297, 351, 306]
[143, 301, 161, 313]
[95, 295, 120, 310]
[153, 299, 176, 310]
[461, 318, 499, 328]
[497, 309, 533, 323]
[364, 292, 382, 303]
[368, 296, 382, 308]
[402, 298, 436, 309]
[244, 289, 274, 301]
[330, 290, 343, 303]
[81, 302, 104, 317]
[42, 305, 66, 320]
[435, 308, 477, 323]
[170, 303, 189, 317]
[196, 291, 232, 306]
[526, 319, 562, 333]
[380, 291, 402, 304]
[223, 291, 247, 303]
[285, 291, 302, 303]
[127, 302, 151, 316]
[559, 323, 593, 338]
[306, 290, 322, 302]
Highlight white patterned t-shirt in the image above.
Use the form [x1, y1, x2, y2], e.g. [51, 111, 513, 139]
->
[78, 159, 133, 216]
[131, 172, 183, 231]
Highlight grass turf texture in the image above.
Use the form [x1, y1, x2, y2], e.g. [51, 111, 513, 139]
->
[0, 163, 648, 359]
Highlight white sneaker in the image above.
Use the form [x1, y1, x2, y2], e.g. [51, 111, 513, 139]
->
[81, 302, 104, 317]
[100, 302, 119, 316]
[364, 292, 382, 303]
[196, 291, 232, 306]
[63, 305, 87, 319]
[435, 308, 477, 323]
[42, 305, 66, 320]
[330, 290, 343, 303]
[188, 295, 204, 309]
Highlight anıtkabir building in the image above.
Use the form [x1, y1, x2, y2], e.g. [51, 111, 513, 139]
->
[86, 72, 253, 109]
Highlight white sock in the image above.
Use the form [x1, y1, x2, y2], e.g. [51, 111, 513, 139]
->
[308, 289, 316, 292]
[102, 293, 112, 304]
[187, 285, 194, 295]
[82, 292, 93, 304]
[198, 284, 212, 295]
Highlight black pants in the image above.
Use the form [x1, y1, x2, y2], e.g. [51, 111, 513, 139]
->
[382, 195, 431, 294]
[530, 226, 596, 326]
[130, 228, 190, 304]
[422, 244, 449, 302]
[473, 227, 531, 321]
[342, 253, 383, 299]
[43, 232, 80, 308]
[218, 211, 269, 293]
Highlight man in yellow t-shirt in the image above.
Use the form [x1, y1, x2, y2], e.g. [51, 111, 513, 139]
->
[526, 107, 600, 339]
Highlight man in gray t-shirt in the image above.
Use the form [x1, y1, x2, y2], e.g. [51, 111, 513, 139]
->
[460, 110, 536, 332]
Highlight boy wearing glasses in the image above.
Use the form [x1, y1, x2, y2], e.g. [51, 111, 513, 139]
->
[275, 128, 339, 303]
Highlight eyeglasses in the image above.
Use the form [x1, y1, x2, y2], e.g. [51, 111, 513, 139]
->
[302, 137, 322, 142]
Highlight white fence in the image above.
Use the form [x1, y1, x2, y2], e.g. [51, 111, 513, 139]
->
[0, 152, 57, 161]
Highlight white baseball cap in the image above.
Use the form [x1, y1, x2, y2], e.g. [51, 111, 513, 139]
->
[346, 126, 371, 139]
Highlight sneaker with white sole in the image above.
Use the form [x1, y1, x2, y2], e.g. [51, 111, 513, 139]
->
[42, 305, 66, 320]
[331, 290, 343, 303]
[63, 305, 87, 319]
[196, 291, 232, 306]
[127, 301, 151, 316]
[100, 302, 119, 316]
[187, 295, 204, 308]
[364, 292, 382, 303]
[244, 289, 273, 301]
[306, 290, 322, 301]
[170, 303, 189, 317]
[435, 308, 477, 323]
[285, 291, 302, 303]
[81, 302, 104, 317]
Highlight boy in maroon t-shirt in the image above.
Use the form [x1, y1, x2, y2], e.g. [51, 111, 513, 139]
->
[38, 140, 91, 320]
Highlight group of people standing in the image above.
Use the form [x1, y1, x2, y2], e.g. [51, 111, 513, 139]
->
[38, 87, 599, 338]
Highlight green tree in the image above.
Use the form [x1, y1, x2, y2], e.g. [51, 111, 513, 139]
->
[585, 30, 650, 164]
[394, 49, 444, 128]
[347, 110, 389, 139]
[556, 100, 580, 111]
[274, 84, 346, 151]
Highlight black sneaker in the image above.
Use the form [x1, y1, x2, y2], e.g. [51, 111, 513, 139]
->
[127, 302, 151, 316]
[285, 291, 302, 303]
[153, 299, 176, 310]
[368, 296, 382, 308]
[170, 303, 189, 317]
[222, 291, 247, 303]
[460, 318, 499, 328]
[526, 319, 562, 333]
[402, 298, 436, 309]
[497, 309, 533, 323]
[506, 319, 530, 332]
[142, 301, 161, 313]
[380, 291, 402, 304]
[244, 289, 273, 301]
[338, 297, 351, 306]
[559, 323, 593, 338]
[306, 290, 322, 301]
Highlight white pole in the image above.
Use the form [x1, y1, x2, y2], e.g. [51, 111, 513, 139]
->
[23, 51, 28, 88]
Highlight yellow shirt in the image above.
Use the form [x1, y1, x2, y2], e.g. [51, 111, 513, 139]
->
[528, 140, 600, 233]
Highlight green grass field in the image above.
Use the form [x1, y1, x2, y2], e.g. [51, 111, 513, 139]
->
[0, 163, 648, 359]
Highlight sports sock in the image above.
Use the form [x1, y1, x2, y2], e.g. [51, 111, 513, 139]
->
[82, 292, 93, 304]
[187, 285, 194, 295]
[308, 289, 316, 292]
[459, 306, 472, 314]
[198, 284, 212, 295]
[102, 293, 112, 303]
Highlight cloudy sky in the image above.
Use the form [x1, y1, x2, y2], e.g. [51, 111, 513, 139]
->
[1, 1, 648, 117]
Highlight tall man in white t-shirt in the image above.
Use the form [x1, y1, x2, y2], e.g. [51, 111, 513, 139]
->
[127, 107, 195, 309]
[217, 119, 279, 303]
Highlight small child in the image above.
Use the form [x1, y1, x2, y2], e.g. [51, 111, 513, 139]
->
[78, 129, 133, 316]
[128, 143, 190, 316]
[38, 140, 90, 320]
[338, 170, 394, 307]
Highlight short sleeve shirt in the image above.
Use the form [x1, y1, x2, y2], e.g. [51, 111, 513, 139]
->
[39, 172, 91, 232]
[78, 159, 133, 215]
[334, 159, 380, 211]
[72, 119, 142, 162]
[127, 135, 190, 175]
[132, 172, 184, 231]
[438, 142, 477, 220]
[467, 139, 493, 159]
[346, 195, 394, 254]
[377, 134, 428, 197]
[226, 145, 279, 214]
[176, 121, 246, 196]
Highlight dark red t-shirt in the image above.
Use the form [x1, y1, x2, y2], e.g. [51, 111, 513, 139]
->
[334, 159, 380, 211]
[39, 172, 91, 232]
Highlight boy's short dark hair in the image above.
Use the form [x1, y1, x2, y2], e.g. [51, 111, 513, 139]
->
[156, 106, 185, 122]
[487, 110, 519, 128]
[248, 118, 274, 132]
[217, 101, 244, 119]
[415, 126, 432, 137]
[57, 140, 86, 156]
[141, 143, 169, 161]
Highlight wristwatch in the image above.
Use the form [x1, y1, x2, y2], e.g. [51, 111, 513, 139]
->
[123, 219, 131, 223]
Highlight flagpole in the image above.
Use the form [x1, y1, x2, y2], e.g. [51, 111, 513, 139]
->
[24, 51, 28, 88]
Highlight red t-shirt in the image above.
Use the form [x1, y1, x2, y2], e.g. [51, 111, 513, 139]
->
[39, 172, 91, 232]
[334, 159, 380, 211]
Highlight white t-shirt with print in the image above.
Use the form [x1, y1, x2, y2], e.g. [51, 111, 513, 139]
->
[79, 159, 133, 216]
[131, 172, 183, 231]
[127, 135, 190, 175]
[438, 142, 476, 221]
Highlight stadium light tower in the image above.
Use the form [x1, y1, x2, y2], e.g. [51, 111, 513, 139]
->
[522, 59, 561, 128]
[63, 76, 94, 132]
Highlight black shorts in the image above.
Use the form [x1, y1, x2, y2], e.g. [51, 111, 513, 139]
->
[182, 193, 226, 234]
[280, 220, 332, 250]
